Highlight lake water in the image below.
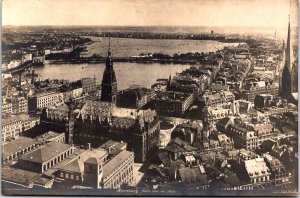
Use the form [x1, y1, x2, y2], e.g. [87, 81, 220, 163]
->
[34, 38, 240, 90]
[81, 36, 240, 57]
[34, 62, 189, 90]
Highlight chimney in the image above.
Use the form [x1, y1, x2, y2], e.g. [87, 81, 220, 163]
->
[31, 69, 35, 84]
[88, 143, 91, 150]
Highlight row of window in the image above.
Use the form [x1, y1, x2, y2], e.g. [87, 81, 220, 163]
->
[60, 172, 80, 180]
[43, 149, 73, 171]
[251, 176, 270, 183]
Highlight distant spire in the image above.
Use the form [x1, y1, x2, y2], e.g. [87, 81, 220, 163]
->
[285, 10, 294, 72]
[108, 37, 111, 57]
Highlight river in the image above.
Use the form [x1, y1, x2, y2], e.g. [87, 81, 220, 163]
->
[34, 62, 189, 90]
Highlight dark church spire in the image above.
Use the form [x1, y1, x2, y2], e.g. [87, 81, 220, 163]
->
[280, 6, 297, 103]
[285, 15, 294, 72]
[101, 38, 117, 102]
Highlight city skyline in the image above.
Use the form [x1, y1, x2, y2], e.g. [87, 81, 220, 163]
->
[1, 0, 299, 196]
[2, 0, 298, 28]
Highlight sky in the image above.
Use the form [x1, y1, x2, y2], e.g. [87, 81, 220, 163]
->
[2, 0, 298, 28]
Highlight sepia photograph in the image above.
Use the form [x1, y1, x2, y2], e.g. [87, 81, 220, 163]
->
[1, 0, 299, 196]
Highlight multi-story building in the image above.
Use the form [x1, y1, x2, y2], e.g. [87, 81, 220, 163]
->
[2, 131, 65, 164]
[203, 106, 233, 127]
[2, 137, 40, 164]
[2, 100, 12, 114]
[244, 158, 271, 184]
[231, 150, 272, 186]
[116, 87, 155, 109]
[202, 91, 235, 107]
[254, 94, 274, 109]
[55, 142, 134, 189]
[32, 54, 45, 64]
[18, 141, 75, 173]
[22, 54, 32, 63]
[102, 150, 134, 189]
[223, 117, 276, 150]
[81, 77, 97, 95]
[11, 96, 28, 114]
[40, 102, 75, 144]
[60, 87, 83, 101]
[57, 147, 108, 188]
[263, 154, 292, 188]
[2, 114, 40, 143]
[153, 91, 194, 116]
[28, 91, 63, 113]
[226, 120, 258, 150]
[171, 121, 203, 144]
[73, 100, 160, 163]
[204, 131, 234, 152]
[242, 81, 279, 102]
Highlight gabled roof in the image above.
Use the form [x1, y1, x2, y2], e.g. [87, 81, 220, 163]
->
[19, 142, 73, 164]
[178, 166, 208, 185]
[164, 144, 186, 153]
[59, 148, 108, 173]
[59, 159, 84, 173]
[85, 157, 102, 165]
[171, 137, 197, 152]
[3, 137, 38, 159]
[216, 117, 232, 128]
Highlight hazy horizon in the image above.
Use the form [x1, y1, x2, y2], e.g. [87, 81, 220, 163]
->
[2, 0, 298, 29]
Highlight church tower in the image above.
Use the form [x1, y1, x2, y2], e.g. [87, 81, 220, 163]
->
[280, 15, 298, 103]
[101, 38, 117, 102]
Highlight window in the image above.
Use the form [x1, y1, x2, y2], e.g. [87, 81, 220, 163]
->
[60, 172, 64, 177]
[66, 173, 69, 179]
[76, 176, 79, 181]
[71, 174, 74, 179]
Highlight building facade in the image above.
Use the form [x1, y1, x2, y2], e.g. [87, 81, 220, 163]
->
[2, 114, 40, 143]
[18, 142, 75, 173]
[73, 101, 160, 163]
[116, 87, 155, 109]
[28, 91, 63, 113]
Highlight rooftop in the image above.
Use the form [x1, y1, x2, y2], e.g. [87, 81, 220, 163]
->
[3, 137, 38, 159]
[19, 142, 73, 164]
[178, 166, 208, 185]
[2, 114, 38, 126]
[59, 148, 107, 173]
[35, 131, 64, 143]
[244, 158, 270, 178]
[103, 150, 134, 179]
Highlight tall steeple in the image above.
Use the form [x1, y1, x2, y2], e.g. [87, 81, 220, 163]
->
[285, 15, 294, 72]
[101, 38, 117, 102]
[281, 10, 298, 103]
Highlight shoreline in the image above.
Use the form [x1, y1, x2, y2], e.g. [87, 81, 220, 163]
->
[48, 58, 205, 65]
